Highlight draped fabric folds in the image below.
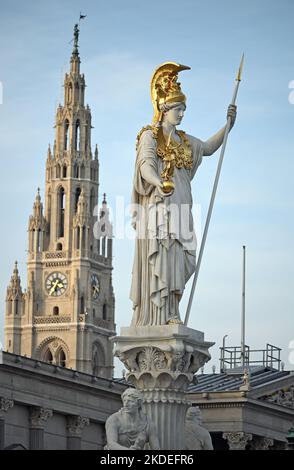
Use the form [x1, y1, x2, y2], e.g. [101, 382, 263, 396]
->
[130, 129, 204, 326]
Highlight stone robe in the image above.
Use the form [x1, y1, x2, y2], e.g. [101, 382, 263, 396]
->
[130, 128, 204, 326]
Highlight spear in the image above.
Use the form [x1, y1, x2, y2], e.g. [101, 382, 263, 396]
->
[184, 54, 244, 326]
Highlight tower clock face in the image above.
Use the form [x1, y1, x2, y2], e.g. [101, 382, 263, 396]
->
[91, 274, 100, 299]
[46, 272, 68, 296]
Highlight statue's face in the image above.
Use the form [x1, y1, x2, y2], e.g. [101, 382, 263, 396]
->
[163, 103, 185, 126]
[187, 408, 202, 425]
[122, 394, 138, 413]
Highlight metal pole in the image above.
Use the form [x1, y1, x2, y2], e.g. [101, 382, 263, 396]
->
[184, 54, 244, 326]
[221, 334, 228, 372]
[241, 245, 246, 368]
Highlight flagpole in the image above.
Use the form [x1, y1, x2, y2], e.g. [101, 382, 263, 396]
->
[184, 54, 244, 326]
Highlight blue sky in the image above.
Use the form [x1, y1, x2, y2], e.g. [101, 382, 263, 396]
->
[0, 0, 293, 373]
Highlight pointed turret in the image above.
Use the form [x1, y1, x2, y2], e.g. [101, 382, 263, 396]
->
[6, 261, 23, 301]
[28, 189, 47, 254]
[97, 193, 113, 258]
[5, 261, 23, 353]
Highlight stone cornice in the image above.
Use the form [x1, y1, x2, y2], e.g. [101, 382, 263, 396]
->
[0, 351, 125, 398]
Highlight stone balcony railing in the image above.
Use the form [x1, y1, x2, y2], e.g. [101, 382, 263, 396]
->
[34, 316, 71, 324]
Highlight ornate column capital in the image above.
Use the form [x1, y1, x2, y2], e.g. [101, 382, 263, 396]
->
[250, 436, 274, 450]
[30, 407, 53, 428]
[223, 432, 252, 450]
[67, 415, 90, 436]
[0, 398, 14, 414]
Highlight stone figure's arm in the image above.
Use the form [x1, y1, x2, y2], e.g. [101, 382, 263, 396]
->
[140, 161, 162, 188]
[105, 415, 129, 450]
[139, 132, 171, 197]
[202, 104, 237, 156]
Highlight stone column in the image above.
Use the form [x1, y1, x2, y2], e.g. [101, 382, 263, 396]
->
[272, 440, 288, 450]
[113, 324, 214, 450]
[0, 398, 14, 450]
[67, 416, 89, 450]
[29, 407, 53, 450]
[223, 432, 252, 450]
[250, 436, 274, 450]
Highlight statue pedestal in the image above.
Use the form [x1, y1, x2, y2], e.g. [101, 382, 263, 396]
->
[112, 325, 214, 450]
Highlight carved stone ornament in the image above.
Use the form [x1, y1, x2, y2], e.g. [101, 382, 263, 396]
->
[67, 415, 90, 436]
[30, 407, 53, 428]
[250, 437, 274, 450]
[261, 385, 294, 409]
[0, 398, 14, 413]
[223, 432, 252, 450]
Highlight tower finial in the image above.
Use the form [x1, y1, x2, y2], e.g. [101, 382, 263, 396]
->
[103, 193, 107, 204]
[73, 23, 79, 54]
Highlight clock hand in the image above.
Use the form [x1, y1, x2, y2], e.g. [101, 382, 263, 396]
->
[49, 279, 59, 295]
[57, 282, 64, 288]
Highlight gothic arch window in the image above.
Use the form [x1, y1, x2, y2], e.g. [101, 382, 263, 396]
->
[31, 228, 35, 252]
[64, 120, 69, 151]
[58, 187, 65, 238]
[56, 242, 62, 251]
[90, 188, 95, 216]
[53, 306, 59, 316]
[92, 342, 106, 377]
[15, 299, 18, 315]
[80, 164, 85, 179]
[73, 163, 79, 178]
[75, 187, 81, 213]
[76, 226, 80, 249]
[48, 192, 52, 216]
[7, 300, 12, 316]
[56, 348, 66, 367]
[102, 303, 107, 320]
[62, 165, 67, 178]
[80, 295, 84, 315]
[36, 228, 41, 252]
[82, 226, 86, 250]
[68, 82, 73, 104]
[75, 82, 80, 101]
[75, 120, 80, 151]
[44, 349, 53, 364]
[56, 164, 61, 178]
[85, 123, 88, 151]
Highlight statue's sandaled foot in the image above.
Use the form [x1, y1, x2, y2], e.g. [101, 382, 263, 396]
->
[167, 317, 183, 325]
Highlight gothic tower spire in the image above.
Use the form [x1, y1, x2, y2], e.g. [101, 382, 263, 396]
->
[5, 24, 115, 378]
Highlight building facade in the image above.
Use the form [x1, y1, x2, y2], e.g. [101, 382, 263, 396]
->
[188, 366, 294, 450]
[4, 27, 115, 378]
[0, 351, 126, 450]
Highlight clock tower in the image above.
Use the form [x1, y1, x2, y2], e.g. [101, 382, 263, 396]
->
[4, 25, 115, 378]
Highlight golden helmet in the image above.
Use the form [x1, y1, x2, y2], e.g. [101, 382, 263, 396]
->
[150, 62, 190, 123]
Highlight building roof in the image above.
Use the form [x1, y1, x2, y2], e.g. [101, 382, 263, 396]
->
[188, 366, 290, 393]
